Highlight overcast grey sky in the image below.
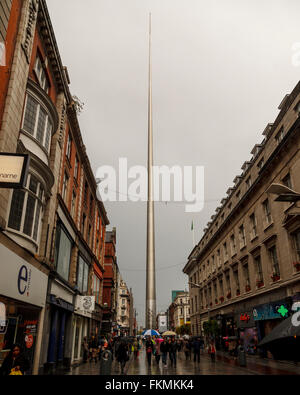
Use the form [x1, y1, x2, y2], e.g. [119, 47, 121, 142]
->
[48, 0, 300, 327]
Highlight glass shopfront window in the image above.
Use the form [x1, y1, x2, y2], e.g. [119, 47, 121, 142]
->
[0, 296, 40, 375]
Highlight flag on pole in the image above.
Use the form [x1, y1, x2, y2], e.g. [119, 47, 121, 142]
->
[191, 221, 194, 231]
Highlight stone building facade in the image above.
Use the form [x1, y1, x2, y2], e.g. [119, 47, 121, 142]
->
[183, 82, 300, 353]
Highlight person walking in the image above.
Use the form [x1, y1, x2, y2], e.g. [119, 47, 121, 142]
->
[0, 344, 30, 376]
[154, 339, 161, 364]
[168, 338, 177, 368]
[133, 338, 139, 360]
[82, 336, 89, 363]
[145, 337, 154, 367]
[192, 337, 201, 363]
[183, 339, 191, 361]
[116, 339, 129, 374]
[88, 335, 99, 363]
[160, 338, 169, 367]
[208, 342, 216, 362]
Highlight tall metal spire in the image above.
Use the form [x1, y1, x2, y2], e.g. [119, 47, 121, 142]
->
[145, 12, 157, 329]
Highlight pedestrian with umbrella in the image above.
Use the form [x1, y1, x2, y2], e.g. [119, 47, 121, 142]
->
[154, 338, 161, 365]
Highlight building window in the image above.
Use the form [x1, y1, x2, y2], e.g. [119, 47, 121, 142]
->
[93, 275, 101, 304]
[122, 298, 125, 305]
[250, 213, 257, 239]
[217, 249, 221, 267]
[269, 245, 280, 278]
[230, 234, 236, 256]
[77, 256, 89, 293]
[236, 190, 241, 201]
[254, 255, 264, 285]
[22, 94, 53, 152]
[223, 242, 228, 262]
[74, 155, 79, 181]
[275, 126, 284, 145]
[246, 177, 252, 190]
[81, 214, 86, 235]
[34, 56, 49, 93]
[62, 172, 69, 202]
[239, 225, 246, 249]
[257, 158, 264, 170]
[66, 133, 72, 160]
[243, 263, 250, 291]
[55, 224, 73, 281]
[234, 270, 240, 294]
[262, 199, 272, 226]
[8, 174, 44, 242]
[71, 191, 76, 217]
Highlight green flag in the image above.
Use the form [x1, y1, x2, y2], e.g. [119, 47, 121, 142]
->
[191, 221, 194, 231]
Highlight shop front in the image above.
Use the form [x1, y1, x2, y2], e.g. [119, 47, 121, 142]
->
[0, 243, 48, 375]
[253, 297, 293, 358]
[72, 295, 95, 365]
[235, 309, 258, 355]
[43, 279, 75, 374]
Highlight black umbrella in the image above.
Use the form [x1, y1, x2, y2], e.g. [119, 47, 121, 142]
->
[258, 315, 300, 361]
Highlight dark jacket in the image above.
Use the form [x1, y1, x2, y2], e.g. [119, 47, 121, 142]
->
[192, 340, 201, 352]
[0, 353, 30, 376]
[160, 342, 169, 353]
[116, 342, 128, 362]
[168, 341, 177, 354]
[145, 340, 154, 353]
[88, 338, 99, 349]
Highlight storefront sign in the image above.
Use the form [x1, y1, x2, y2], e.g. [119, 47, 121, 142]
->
[0, 244, 48, 307]
[75, 296, 95, 314]
[25, 334, 34, 349]
[240, 313, 250, 323]
[253, 300, 291, 321]
[0, 153, 29, 188]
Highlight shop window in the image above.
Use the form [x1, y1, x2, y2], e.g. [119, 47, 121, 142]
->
[8, 174, 44, 242]
[77, 256, 89, 294]
[55, 224, 72, 281]
[22, 94, 53, 152]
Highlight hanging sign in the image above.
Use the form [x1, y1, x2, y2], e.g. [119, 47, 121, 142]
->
[0, 153, 29, 188]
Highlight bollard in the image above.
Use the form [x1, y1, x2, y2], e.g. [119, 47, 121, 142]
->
[238, 345, 247, 367]
[99, 349, 113, 375]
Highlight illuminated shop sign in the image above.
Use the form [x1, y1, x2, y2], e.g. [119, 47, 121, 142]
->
[253, 301, 290, 321]
[0, 153, 29, 188]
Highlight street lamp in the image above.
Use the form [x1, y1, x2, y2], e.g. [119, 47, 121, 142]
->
[266, 183, 300, 202]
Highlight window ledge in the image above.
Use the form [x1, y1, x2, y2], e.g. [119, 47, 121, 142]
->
[250, 234, 258, 242]
[240, 245, 246, 251]
[263, 221, 274, 232]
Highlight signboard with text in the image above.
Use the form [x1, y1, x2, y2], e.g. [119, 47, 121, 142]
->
[0, 153, 29, 188]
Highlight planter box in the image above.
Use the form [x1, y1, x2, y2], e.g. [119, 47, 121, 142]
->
[271, 275, 280, 282]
